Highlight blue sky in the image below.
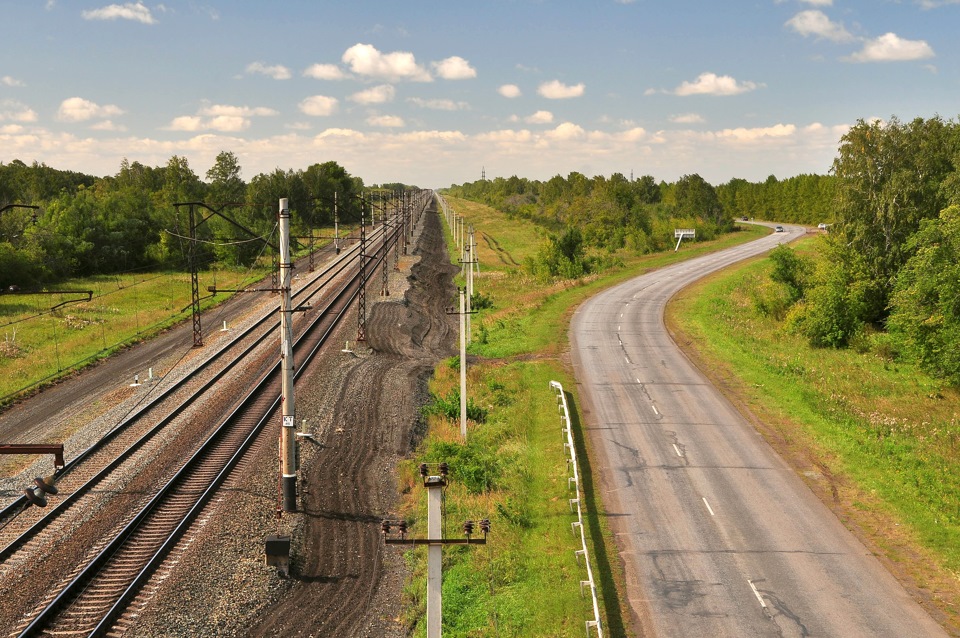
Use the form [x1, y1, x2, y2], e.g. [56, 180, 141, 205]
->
[1, 0, 957, 188]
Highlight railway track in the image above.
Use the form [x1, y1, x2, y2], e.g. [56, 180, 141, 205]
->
[0, 194, 427, 637]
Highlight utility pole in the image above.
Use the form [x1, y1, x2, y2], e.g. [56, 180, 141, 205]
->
[278, 198, 297, 513]
[382, 463, 489, 638]
[459, 288, 467, 439]
[446, 289, 474, 441]
[470, 226, 479, 275]
[461, 242, 476, 344]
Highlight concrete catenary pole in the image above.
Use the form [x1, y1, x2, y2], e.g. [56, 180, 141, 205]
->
[278, 198, 297, 512]
[333, 191, 340, 254]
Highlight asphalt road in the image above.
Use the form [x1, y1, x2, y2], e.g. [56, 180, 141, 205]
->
[570, 224, 946, 638]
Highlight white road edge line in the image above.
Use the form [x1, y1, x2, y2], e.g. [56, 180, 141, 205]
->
[748, 579, 768, 609]
[702, 497, 715, 516]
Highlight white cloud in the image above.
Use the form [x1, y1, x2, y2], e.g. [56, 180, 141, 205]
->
[673, 72, 760, 96]
[342, 43, 432, 82]
[408, 97, 469, 111]
[0, 100, 38, 122]
[671, 113, 705, 124]
[0, 116, 850, 192]
[303, 63, 346, 80]
[538, 80, 585, 99]
[848, 33, 935, 62]
[432, 56, 477, 80]
[349, 84, 395, 105]
[81, 2, 156, 24]
[915, 0, 960, 6]
[544, 122, 586, 141]
[168, 116, 203, 132]
[90, 120, 127, 132]
[498, 84, 521, 98]
[199, 104, 278, 118]
[786, 10, 854, 42]
[476, 129, 534, 144]
[166, 103, 277, 131]
[2, 76, 24, 87]
[167, 115, 247, 133]
[57, 97, 124, 122]
[715, 123, 796, 142]
[524, 110, 554, 124]
[367, 115, 405, 128]
[799, 0, 833, 5]
[298, 95, 339, 117]
[245, 62, 292, 80]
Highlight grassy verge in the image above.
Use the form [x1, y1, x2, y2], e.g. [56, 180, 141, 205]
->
[666, 237, 960, 632]
[397, 197, 768, 636]
[0, 266, 270, 404]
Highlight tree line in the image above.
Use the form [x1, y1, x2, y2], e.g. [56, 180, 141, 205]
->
[761, 116, 960, 384]
[445, 169, 834, 280]
[0, 153, 391, 289]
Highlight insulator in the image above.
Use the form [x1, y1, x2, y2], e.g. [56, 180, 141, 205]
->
[463, 520, 474, 536]
[381, 520, 391, 535]
[24, 487, 47, 508]
[398, 520, 408, 535]
[438, 462, 449, 476]
[419, 463, 428, 477]
[479, 518, 491, 534]
[34, 476, 58, 495]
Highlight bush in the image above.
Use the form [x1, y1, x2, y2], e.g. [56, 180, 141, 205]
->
[424, 440, 504, 493]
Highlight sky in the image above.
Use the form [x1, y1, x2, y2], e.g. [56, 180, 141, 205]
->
[1, 0, 958, 189]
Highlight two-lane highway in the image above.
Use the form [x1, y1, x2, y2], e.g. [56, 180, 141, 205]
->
[570, 224, 945, 637]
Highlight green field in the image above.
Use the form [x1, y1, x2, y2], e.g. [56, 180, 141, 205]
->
[398, 197, 767, 637]
[0, 267, 271, 404]
[667, 237, 960, 632]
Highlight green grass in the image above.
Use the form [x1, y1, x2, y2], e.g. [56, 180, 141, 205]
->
[0, 266, 270, 404]
[403, 360, 624, 637]
[667, 239, 960, 630]
[397, 198, 769, 636]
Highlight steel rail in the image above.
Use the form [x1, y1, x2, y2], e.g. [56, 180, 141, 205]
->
[0, 233, 373, 527]
[13, 219, 399, 637]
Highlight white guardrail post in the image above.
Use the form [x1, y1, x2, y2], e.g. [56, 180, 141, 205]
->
[549, 380, 603, 638]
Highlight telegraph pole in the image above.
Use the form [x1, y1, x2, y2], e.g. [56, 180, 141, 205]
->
[278, 198, 297, 512]
[461, 242, 476, 344]
[445, 289, 474, 441]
